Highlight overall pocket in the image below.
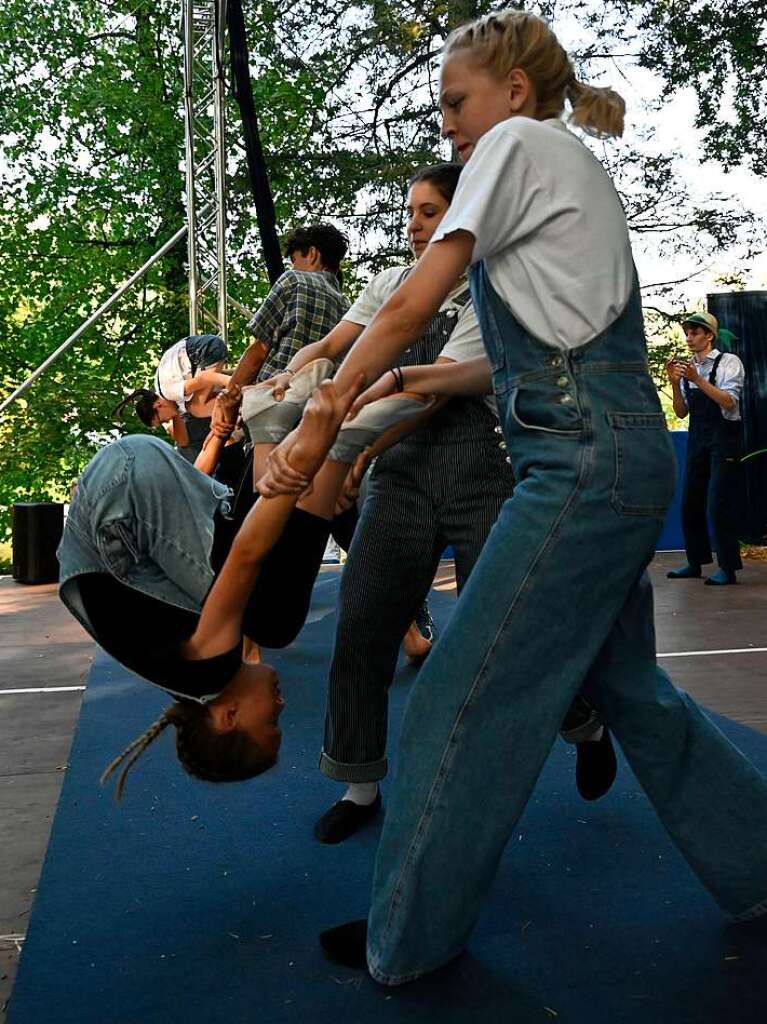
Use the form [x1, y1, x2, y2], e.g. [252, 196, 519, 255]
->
[97, 518, 141, 577]
[510, 385, 584, 436]
[607, 412, 677, 516]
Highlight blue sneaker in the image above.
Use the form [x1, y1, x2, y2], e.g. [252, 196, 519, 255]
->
[704, 568, 737, 586]
[667, 562, 702, 579]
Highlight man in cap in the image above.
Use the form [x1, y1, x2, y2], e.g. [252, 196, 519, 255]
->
[665, 311, 745, 585]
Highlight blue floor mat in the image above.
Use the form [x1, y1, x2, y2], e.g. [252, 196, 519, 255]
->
[9, 575, 767, 1023]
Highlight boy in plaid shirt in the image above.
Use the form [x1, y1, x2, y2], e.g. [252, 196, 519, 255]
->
[212, 224, 349, 435]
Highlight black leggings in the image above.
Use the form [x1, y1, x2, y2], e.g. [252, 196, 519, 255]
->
[210, 451, 336, 648]
[242, 508, 332, 648]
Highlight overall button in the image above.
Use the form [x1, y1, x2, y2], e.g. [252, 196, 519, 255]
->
[494, 425, 503, 434]
[498, 440, 508, 451]
[556, 375, 569, 388]
[557, 393, 575, 405]
[505, 456, 512, 464]
[547, 354, 564, 368]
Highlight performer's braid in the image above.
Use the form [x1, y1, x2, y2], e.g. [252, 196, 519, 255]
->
[100, 712, 173, 803]
[100, 700, 277, 802]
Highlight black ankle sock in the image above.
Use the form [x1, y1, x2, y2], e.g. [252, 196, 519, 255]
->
[319, 919, 368, 969]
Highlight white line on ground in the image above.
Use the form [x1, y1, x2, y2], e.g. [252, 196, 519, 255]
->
[0, 649, 764, 698]
[658, 647, 767, 658]
[0, 686, 86, 695]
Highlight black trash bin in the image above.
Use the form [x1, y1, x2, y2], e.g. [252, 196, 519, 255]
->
[12, 502, 65, 585]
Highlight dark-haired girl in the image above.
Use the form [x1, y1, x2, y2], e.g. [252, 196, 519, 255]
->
[261, 163, 614, 846]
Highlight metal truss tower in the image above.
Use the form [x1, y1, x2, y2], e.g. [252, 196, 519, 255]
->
[182, 0, 229, 343]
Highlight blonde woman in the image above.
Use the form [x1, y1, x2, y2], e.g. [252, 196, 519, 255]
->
[264, 8, 767, 984]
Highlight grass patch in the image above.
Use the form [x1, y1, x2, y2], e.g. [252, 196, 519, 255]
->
[0, 540, 11, 574]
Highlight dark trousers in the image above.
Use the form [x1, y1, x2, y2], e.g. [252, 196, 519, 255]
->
[682, 441, 743, 571]
[320, 437, 516, 782]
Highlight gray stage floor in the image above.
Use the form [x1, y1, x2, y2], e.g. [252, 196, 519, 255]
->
[1, 553, 766, 1019]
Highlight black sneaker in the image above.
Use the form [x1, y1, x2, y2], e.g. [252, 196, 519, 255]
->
[314, 791, 382, 845]
[414, 600, 435, 644]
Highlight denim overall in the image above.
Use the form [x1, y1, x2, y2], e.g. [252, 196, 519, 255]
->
[178, 412, 213, 464]
[375, 269, 501, 450]
[681, 359, 743, 571]
[365, 266, 767, 985]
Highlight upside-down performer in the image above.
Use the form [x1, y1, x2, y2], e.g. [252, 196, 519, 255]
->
[58, 370, 439, 798]
[259, 7, 767, 985]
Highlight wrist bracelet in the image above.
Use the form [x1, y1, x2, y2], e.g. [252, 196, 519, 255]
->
[390, 366, 404, 392]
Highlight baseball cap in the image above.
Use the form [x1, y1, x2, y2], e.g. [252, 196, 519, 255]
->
[681, 311, 718, 337]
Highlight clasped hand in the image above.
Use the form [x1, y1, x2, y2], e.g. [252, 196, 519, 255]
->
[665, 359, 699, 385]
[257, 375, 367, 499]
[210, 382, 243, 438]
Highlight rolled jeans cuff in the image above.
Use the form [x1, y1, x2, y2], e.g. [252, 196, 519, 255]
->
[560, 715, 602, 744]
[319, 750, 387, 783]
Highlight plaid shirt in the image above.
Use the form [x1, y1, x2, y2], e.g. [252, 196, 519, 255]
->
[248, 269, 349, 381]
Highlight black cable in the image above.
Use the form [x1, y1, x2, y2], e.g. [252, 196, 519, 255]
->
[226, 0, 285, 285]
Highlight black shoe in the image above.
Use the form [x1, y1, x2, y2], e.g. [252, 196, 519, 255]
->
[314, 791, 382, 845]
[320, 919, 368, 969]
[575, 727, 617, 801]
[414, 601, 435, 645]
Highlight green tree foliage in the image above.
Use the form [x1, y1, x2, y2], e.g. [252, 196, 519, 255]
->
[0, 0, 764, 536]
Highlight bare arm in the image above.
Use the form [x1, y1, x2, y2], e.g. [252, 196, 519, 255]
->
[165, 411, 190, 448]
[289, 320, 363, 373]
[268, 320, 363, 400]
[688, 372, 737, 412]
[665, 360, 689, 420]
[184, 370, 233, 395]
[227, 339, 270, 390]
[181, 376, 364, 658]
[332, 232, 475, 394]
[341, 351, 492, 461]
[194, 433, 226, 476]
[349, 356, 492, 417]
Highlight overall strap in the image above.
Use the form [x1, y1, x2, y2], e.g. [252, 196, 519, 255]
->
[681, 352, 724, 399]
[709, 352, 724, 386]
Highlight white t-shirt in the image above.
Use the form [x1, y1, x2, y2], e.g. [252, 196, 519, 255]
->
[155, 338, 191, 412]
[345, 266, 495, 410]
[431, 117, 635, 350]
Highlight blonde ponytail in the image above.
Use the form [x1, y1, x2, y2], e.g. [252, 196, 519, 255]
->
[566, 78, 625, 139]
[445, 9, 625, 139]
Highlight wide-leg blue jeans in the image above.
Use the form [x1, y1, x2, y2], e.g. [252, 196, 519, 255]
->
[365, 268, 767, 985]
